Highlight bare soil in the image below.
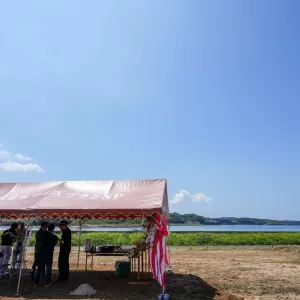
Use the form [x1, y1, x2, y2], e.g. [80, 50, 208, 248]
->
[1, 246, 300, 300]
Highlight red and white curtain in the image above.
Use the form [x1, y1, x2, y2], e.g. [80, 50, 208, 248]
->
[148, 214, 169, 287]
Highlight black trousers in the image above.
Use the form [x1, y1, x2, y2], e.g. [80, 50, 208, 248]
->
[34, 257, 53, 285]
[58, 251, 70, 280]
[31, 253, 44, 280]
[32, 251, 37, 271]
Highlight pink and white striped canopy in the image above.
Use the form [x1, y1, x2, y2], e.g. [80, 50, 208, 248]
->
[0, 179, 169, 219]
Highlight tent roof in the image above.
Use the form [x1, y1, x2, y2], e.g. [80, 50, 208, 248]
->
[0, 179, 168, 219]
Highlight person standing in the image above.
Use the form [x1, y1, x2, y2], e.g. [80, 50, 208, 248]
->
[31, 221, 49, 280]
[34, 224, 59, 288]
[12, 223, 27, 269]
[56, 220, 71, 282]
[0, 223, 18, 274]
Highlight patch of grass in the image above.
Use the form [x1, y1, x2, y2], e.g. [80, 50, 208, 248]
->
[6, 232, 300, 246]
[33, 232, 300, 246]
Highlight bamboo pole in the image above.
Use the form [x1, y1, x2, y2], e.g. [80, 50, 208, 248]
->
[76, 220, 82, 269]
[16, 218, 32, 296]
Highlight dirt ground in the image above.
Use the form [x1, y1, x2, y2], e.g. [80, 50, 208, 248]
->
[1, 246, 300, 300]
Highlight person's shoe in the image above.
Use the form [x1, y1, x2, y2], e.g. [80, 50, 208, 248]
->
[45, 282, 53, 288]
[55, 278, 67, 283]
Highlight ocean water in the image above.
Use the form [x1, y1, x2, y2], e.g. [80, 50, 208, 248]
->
[167, 225, 300, 232]
[1, 224, 300, 232]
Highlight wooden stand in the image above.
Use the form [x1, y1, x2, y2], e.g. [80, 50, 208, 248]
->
[128, 241, 153, 284]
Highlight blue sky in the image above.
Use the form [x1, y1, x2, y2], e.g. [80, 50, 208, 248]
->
[0, 1, 300, 220]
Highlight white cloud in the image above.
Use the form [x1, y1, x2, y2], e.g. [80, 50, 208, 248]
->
[0, 146, 44, 173]
[14, 153, 33, 161]
[170, 189, 213, 205]
[0, 151, 12, 159]
[191, 193, 213, 203]
[169, 190, 188, 204]
[0, 162, 44, 173]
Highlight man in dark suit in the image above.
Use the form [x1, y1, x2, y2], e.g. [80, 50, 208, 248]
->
[34, 224, 59, 288]
[56, 220, 71, 282]
[31, 221, 48, 280]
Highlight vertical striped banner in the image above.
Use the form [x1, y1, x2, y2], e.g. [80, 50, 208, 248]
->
[148, 215, 168, 287]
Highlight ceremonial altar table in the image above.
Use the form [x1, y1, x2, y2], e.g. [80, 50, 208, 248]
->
[84, 246, 134, 271]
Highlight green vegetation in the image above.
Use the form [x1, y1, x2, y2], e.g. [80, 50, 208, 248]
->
[26, 232, 300, 246]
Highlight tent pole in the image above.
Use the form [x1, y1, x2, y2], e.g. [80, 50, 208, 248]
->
[16, 218, 31, 296]
[167, 217, 171, 268]
[77, 219, 82, 269]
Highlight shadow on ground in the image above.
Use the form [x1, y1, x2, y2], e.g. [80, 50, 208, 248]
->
[0, 270, 221, 300]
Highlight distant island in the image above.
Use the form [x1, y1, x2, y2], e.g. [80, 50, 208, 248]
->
[168, 213, 300, 225]
[1, 213, 300, 226]
[78, 213, 300, 226]
[87, 213, 300, 226]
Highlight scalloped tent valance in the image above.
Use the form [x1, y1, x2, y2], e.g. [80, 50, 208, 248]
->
[0, 179, 169, 219]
